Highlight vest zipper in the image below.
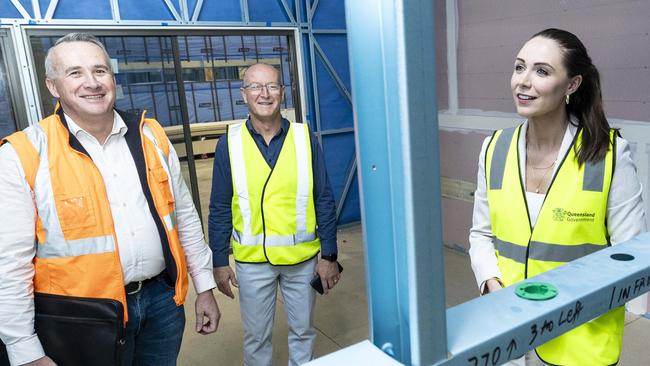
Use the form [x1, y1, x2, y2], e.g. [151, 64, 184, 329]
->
[515, 126, 534, 278]
[260, 166, 275, 264]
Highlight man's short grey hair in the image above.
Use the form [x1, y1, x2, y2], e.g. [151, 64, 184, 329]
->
[241, 62, 282, 85]
[44, 33, 112, 79]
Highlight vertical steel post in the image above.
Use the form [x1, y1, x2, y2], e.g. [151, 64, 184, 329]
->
[171, 37, 203, 225]
[345, 0, 447, 365]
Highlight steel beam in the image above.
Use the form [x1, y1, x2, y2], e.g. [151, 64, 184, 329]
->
[9, 0, 32, 19]
[306, 234, 650, 365]
[163, 0, 183, 22]
[190, 0, 204, 22]
[346, 0, 446, 364]
[31, 0, 41, 19]
[279, 0, 296, 24]
[438, 233, 650, 365]
[312, 36, 351, 104]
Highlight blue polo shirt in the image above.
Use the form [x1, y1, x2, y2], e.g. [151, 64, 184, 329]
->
[208, 118, 338, 267]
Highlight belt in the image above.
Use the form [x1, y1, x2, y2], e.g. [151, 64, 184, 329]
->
[125, 271, 168, 295]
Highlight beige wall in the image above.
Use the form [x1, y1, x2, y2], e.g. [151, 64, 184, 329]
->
[454, 0, 650, 121]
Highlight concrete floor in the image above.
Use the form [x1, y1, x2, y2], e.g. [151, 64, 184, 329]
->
[179, 159, 650, 365]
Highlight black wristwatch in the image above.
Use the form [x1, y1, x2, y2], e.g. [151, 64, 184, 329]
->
[321, 253, 337, 262]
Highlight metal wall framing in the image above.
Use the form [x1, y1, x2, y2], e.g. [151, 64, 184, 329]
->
[346, 0, 446, 364]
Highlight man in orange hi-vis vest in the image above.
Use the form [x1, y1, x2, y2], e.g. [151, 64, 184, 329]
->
[0, 33, 220, 366]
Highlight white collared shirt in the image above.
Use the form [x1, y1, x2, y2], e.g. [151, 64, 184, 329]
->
[0, 111, 215, 365]
[65, 112, 167, 284]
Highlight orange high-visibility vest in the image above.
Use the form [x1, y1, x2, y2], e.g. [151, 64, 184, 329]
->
[1, 107, 189, 322]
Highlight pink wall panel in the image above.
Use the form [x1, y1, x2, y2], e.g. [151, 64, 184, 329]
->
[442, 198, 474, 251]
[456, 0, 650, 122]
[439, 129, 491, 182]
[439, 130, 492, 249]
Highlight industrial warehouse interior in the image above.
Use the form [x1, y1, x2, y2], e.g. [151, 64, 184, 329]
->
[1, 1, 649, 365]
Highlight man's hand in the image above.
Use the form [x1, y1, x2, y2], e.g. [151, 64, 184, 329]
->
[21, 356, 57, 366]
[316, 259, 341, 295]
[195, 289, 220, 334]
[213, 266, 238, 299]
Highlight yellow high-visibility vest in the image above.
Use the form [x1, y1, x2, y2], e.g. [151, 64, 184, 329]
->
[1, 108, 189, 322]
[228, 122, 320, 265]
[486, 125, 622, 365]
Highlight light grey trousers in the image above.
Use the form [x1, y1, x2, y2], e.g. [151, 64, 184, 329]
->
[236, 257, 318, 366]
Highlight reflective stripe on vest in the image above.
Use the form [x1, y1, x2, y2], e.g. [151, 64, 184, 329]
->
[229, 123, 254, 240]
[228, 122, 320, 264]
[486, 124, 621, 365]
[37, 235, 116, 259]
[142, 124, 176, 232]
[495, 238, 606, 264]
[232, 230, 317, 247]
[488, 127, 516, 190]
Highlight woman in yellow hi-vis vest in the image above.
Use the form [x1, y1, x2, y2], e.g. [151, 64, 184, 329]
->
[469, 28, 646, 366]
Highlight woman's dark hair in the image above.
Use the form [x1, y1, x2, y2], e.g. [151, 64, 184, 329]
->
[532, 28, 610, 165]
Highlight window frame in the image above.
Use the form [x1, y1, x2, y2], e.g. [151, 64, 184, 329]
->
[0, 28, 29, 134]
[24, 28, 304, 125]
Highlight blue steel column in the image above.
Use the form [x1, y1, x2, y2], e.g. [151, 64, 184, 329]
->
[345, 1, 447, 365]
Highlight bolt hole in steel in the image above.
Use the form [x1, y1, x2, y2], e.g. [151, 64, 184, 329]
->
[610, 253, 635, 261]
[515, 282, 558, 301]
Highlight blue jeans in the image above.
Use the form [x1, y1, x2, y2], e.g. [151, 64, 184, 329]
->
[121, 276, 185, 366]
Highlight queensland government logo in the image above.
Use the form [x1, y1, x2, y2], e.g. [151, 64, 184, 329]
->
[552, 208, 595, 222]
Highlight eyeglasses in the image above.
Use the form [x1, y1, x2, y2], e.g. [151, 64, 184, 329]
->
[242, 83, 284, 94]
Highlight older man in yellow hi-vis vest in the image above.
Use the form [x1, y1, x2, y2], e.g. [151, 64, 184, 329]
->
[209, 63, 341, 365]
[0, 33, 220, 366]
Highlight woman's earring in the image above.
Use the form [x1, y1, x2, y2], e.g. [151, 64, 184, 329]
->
[565, 94, 570, 105]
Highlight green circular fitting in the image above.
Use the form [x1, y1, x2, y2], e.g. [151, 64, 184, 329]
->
[515, 282, 558, 301]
